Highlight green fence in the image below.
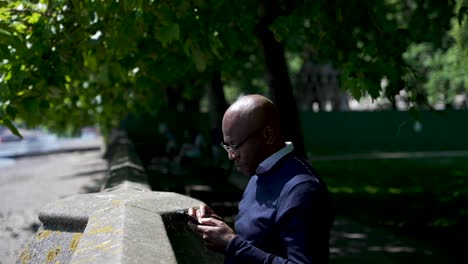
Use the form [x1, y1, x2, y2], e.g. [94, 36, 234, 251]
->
[301, 110, 468, 154]
[121, 110, 468, 157]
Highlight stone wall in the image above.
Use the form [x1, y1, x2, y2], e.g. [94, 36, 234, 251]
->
[17, 130, 223, 264]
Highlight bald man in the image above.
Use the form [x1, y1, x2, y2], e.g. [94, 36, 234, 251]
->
[188, 94, 334, 263]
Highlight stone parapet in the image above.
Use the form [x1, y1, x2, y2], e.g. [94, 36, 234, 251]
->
[17, 130, 222, 264]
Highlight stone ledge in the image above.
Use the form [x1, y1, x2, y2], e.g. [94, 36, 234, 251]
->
[19, 184, 222, 264]
[17, 130, 223, 263]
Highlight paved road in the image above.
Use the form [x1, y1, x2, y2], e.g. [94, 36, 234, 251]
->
[0, 150, 107, 264]
[0, 133, 102, 159]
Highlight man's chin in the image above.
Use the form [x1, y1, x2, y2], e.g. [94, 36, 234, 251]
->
[235, 166, 250, 176]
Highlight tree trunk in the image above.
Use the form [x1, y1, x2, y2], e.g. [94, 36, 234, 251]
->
[206, 70, 228, 146]
[254, 23, 305, 156]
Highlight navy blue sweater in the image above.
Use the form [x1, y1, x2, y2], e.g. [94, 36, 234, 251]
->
[225, 153, 334, 264]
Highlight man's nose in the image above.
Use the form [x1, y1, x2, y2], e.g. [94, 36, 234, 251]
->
[227, 151, 237, 160]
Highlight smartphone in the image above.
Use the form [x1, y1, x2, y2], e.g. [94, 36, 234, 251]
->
[176, 209, 201, 225]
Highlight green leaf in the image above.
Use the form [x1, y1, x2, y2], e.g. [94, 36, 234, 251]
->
[155, 23, 180, 46]
[192, 48, 206, 72]
[183, 38, 192, 56]
[27, 13, 42, 24]
[343, 78, 363, 99]
[407, 106, 421, 121]
[1, 119, 23, 139]
[0, 28, 11, 36]
[83, 52, 98, 71]
[210, 35, 223, 59]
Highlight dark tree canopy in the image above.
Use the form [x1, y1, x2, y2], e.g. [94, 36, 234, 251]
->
[0, 0, 466, 137]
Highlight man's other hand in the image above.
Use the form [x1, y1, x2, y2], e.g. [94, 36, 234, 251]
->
[188, 217, 236, 253]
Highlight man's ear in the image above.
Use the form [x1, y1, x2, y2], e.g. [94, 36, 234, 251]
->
[263, 126, 275, 145]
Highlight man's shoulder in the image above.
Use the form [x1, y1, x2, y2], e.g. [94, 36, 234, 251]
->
[278, 153, 318, 177]
[276, 154, 328, 192]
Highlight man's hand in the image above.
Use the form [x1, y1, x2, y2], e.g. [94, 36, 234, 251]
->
[187, 204, 235, 253]
[189, 217, 236, 253]
[188, 204, 221, 220]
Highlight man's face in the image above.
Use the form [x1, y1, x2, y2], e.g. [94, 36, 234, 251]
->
[222, 115, 262, 176]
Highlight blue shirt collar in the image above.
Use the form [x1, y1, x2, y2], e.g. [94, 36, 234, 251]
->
[255, 142, 294, 175]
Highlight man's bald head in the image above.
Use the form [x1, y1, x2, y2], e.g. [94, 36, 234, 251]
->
[222, 94, 281, 134]
[220, 94, 285, 176]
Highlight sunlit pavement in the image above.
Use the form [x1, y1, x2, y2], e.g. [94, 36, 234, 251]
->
[0, 132, 103, 159]
[0, 148, 107, 264]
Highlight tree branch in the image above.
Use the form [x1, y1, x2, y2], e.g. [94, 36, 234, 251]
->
[9, 8, 46, 16]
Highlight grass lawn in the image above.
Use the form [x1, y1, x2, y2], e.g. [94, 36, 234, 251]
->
[312, 155, 468, 256]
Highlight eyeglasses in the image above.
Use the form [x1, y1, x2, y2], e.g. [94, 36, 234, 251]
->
[220, 127, 263, 156]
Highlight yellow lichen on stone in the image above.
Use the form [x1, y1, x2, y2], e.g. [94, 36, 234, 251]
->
[69, 233, 82, 252]
[45, 246, 61, 262]
[94, 240, 117, 251]
[114, 229, 123, 234]
[73, 240, 94, 254]
[36, 230, 51, 241]
[87, 225, 113, 235]
[112, 247, 122, 255]
[111, 199, 121, 206]
[18, 245, 31, 264]
[87, 215, 96, 224]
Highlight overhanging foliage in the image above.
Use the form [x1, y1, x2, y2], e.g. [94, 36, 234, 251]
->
[0, 0, 466, 136]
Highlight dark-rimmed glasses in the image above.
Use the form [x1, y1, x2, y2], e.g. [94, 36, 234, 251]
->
[220, 127, 264, 156]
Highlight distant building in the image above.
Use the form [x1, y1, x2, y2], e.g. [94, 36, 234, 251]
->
[295, 61, 349, 112]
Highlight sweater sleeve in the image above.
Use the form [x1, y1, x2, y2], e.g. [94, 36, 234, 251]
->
[224, 179, 331, 264]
